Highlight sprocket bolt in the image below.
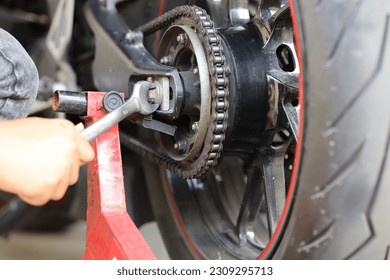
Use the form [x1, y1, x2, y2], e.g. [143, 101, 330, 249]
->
[191, 122, 199, 132]
[177, 33, 189, 45]
[174, 140, 187, 153]
[125, 31, 134, 44]
[160, 55, 171, 65]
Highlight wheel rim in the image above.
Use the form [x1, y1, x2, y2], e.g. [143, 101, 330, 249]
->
[152, 0, 304, 259]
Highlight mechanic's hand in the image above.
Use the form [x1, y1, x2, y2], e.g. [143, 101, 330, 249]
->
[0, 117, 95, 206]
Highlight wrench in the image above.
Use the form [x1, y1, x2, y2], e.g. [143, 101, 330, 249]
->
[81, 81, 159, 142]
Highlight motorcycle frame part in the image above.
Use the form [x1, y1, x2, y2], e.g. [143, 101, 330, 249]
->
[37, 0, 78, 91]
[82, 91, 155, 260]
[84, 0, 183, 119]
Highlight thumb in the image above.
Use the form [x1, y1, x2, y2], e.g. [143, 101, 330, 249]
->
[75, 122, 85, 133]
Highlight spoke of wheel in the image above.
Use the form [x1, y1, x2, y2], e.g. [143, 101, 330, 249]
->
[266, 75, 299, 141]
[236, 163, 264, 248]
[257, 0, 288, 21]
[255, 0, 289, 42]
[260, 0, 299, 142]
[260, 140, 290, 237]
[283, 88, 300, 141]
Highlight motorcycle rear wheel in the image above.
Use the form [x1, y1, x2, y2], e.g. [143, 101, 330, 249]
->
[124, 0, 390, 259]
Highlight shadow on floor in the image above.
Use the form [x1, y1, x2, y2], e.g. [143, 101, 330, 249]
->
[0, 221, 169, 260]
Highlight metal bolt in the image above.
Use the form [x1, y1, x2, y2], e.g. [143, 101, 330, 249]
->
[176, 33, 188, 45]
[125, 31, 135, 44]
[191, 122, 199, 132]
[160, 56, 171, 65]
[193, 67, 199, 75]
[147, 87, 159, 104]
[174, 140, 187, 153]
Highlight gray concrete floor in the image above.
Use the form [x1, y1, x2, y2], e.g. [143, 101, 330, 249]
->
[0, 221, 169, 260]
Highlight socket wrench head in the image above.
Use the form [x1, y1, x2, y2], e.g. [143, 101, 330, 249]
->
[130, 81, 160, 115]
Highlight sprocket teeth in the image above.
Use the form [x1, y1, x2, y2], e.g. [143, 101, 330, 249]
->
[136, 5, 230, 179]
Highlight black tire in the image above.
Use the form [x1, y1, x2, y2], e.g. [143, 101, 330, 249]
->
[275, 0, 390, 259]
[130, 0, 390, 259]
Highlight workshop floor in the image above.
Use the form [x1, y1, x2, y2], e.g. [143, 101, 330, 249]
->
[0, 221, 169, 260]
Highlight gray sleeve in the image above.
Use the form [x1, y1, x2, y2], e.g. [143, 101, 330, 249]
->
[0, 28, 39, 120]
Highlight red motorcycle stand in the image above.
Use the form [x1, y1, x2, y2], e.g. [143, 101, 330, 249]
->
[81, 91, 156, 260]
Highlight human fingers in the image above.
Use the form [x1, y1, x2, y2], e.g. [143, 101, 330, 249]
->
[75, 122, 85, 132]
[77, 136, 95, 165]
[51, 161, 77, 201]
[69, 158, 80, 186]
[72, 124, 95, 164]
[19, 192, 50, 206]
